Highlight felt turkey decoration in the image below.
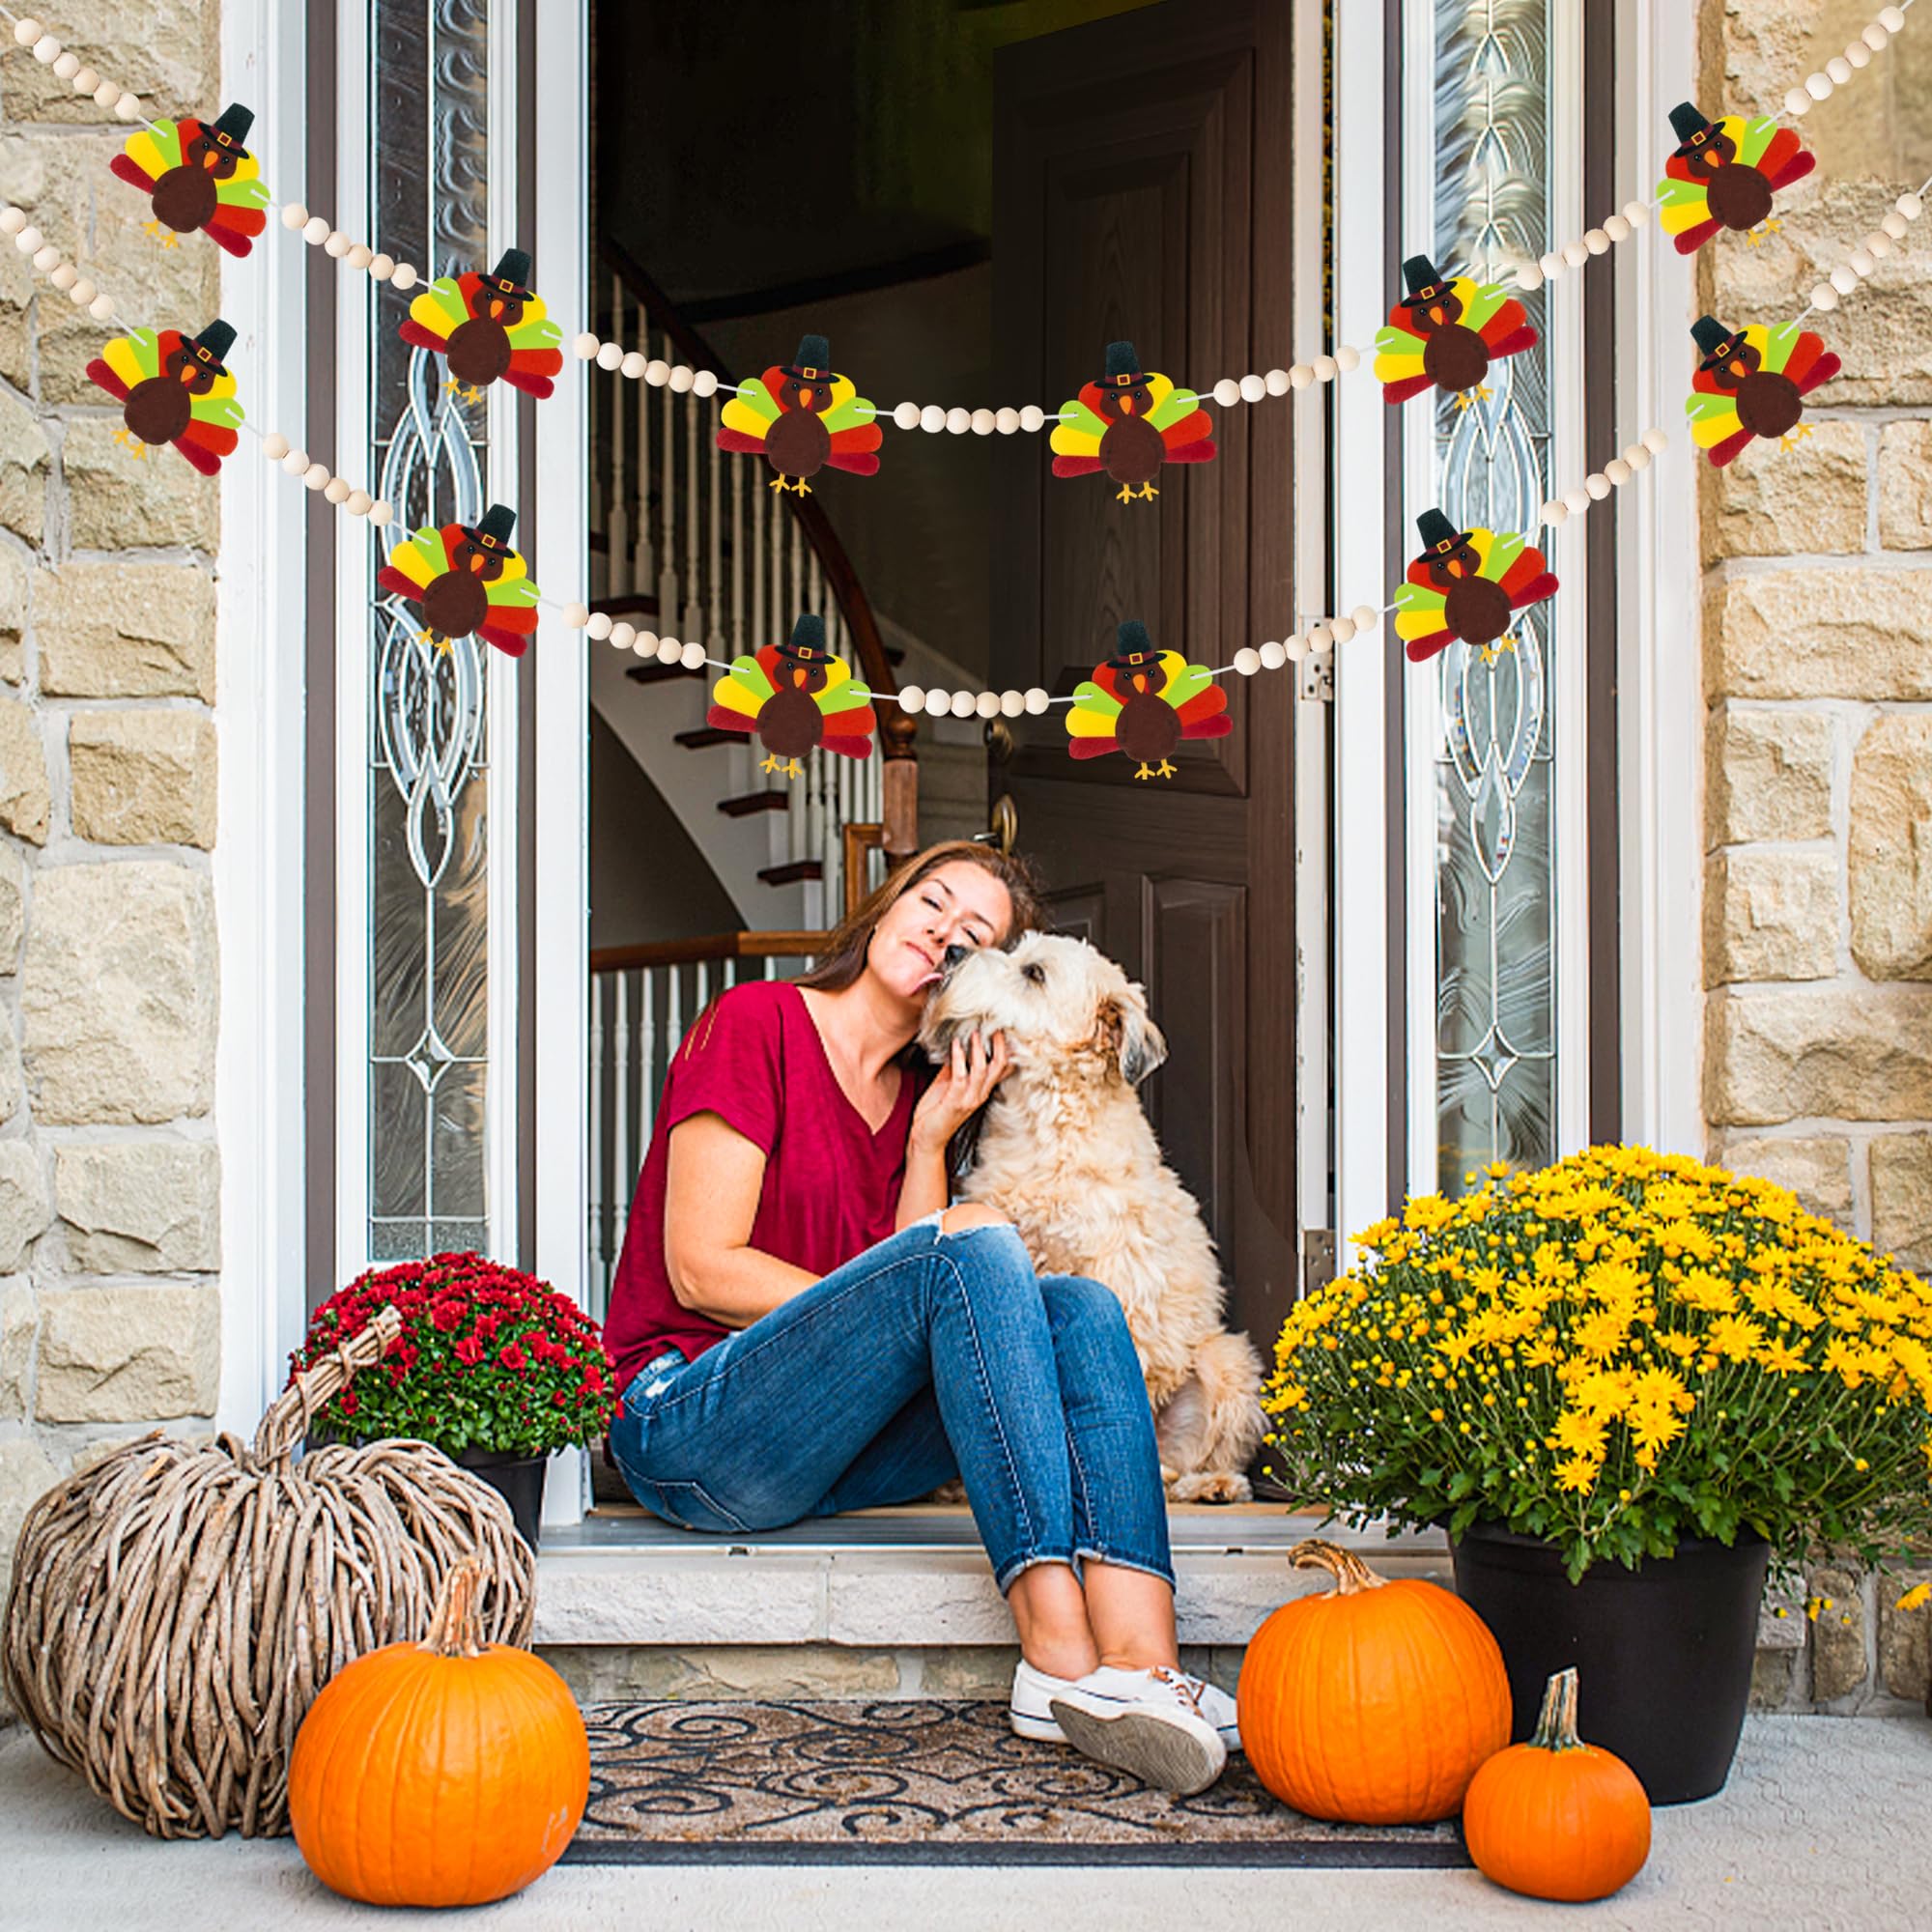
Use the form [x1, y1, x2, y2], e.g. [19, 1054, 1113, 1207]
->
[1374, 257, 1538, 410]
[1050, 342, 1215, 502]
[1065, 620, 1232, 780]
[706, 612, 877, 779]
[376, 504, 541, 657]
[1686, 314, 1840, 468]
[1656, 106, 1815, 255]
[716, 335, 883, 495]
[86, 321, 243, 475]
[1394, 512, 1559, 666]
[109, 104, 270, 256]
[398, 249, 564, 403]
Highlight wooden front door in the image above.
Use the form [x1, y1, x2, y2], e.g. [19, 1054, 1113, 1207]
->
[990, 0, 1296, 1406]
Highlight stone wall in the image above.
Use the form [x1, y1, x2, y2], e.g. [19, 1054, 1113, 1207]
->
[1699, 2, 1932, 1282]
[0, 3, 223, 1632]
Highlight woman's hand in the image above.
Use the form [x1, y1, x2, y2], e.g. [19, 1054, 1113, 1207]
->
[910, 1029, 1009, 1156]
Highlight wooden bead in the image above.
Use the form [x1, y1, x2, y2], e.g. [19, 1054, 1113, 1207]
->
[48, 261, 76, 289]
[946, 406, 971, 433]
[52, 51, 78, 79]
[1604, 214, 1632, 243]
[67, 276, 95, 305]
[32, 35, 62, 64]
[995, 407, 1019, 434]
[1019, 406, 1045, 433]
[1827, 55, 1853, 84]
[1584, 227, 1610, 254]
[1350, 606, 1378, 633]
[1212, 378, 1240, 407]
[1811, 281, 1840, 310]
[263, 432, 290, 461]
[897, 685, 924, 713]
[1024, 688, 1050, 715]
[892, 401, 919, 430]
[1000, 689, 1025, 717]
[1866, 231, 1894, 257]
[680, 641, 707, 669]
[1259, 639, 1287, 669]
[114, 92, 142, 121]
[1622, 442, 1652, 471]
[1804, 71, 1833, 101]
[1563, 486, 1591, 515]
[1290, 363, 1316, 389]
[88, 293, 112, 322]
[609, 622, 636, 649]
[1784, 84, 1813, 116]
[1286, 635, 1307, 662]
[347, 490, 373, 516]
[561, 602, 589, 629]
[71, 67, 99, 94]
[619, 351, 647, 380]
[324, 477, 352, 504]
[975, 689, 1001, 718]
[1605, 457, 1634, 487]
[1640, 427, 1669, 454]
[1329, 616, 1357, 644]
[303, 462, 330, 490]
[1561, 239, 1589, 267]
[1864, 22, 1891, 51]
[1584, 471, 1611, 500]
[693, 369, 719, 397]
[93, 78, 119, 108]
[14, 227, 43, 253]
[0, 208, 23, 236]
[1264, 367, 1292, 395]
[1831, 264, 1860, 294]
[347, 243, 373, 270]
[301, 215, 328, 244]
[1238, 373, 1266, 403]
[280, 203, 309, 231]
[1335, 345, 1361, 373]
[1849, 248, 1877, 276]
[1233, 647, 1261, 676]
[1622, 200, 1647, 226]
[1539, 251, 1564, 279]
[368, 500, 393, 526]
[585, 611, 612, 639]
[1898, 193, 1924, 220]
[971, 408, 995, 435]
[324, 230, 351, 257]
[923, 689, 951, 717]
[1540, 498, 1569, 526]
[1308, 623, 1334, 652]
[634, 636, 658, 659]
[31, 244, 60, 271]
[595, 341, 622, 371]
[1313, 354, 1340, 382]
[12, 23, 43, 49]
[668, 364, 694, 393]
[920, 405, 946, 433]
[1515, 263, 1544, 291]
[369, 253, 396, 281]
[389, 264, 417, 290]
[572, 331, 599, 359]
[949, 690, 976, 718]
[281, 448, 309, 475]
[1880, 6, 1906, 32]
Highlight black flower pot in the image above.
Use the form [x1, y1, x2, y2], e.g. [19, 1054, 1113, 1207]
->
[1449, 1522, 1770, 1804]
[451, 1447, 547, 1548]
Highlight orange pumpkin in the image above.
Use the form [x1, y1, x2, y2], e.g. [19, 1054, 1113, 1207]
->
[1237, 1539, 1511, 1823]
[1463, 1667, 1651, 1902]
[288, 1558, 589, 1906]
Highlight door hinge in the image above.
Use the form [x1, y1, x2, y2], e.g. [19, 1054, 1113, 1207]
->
[1298, 650, 1335, 703]
[1301, 1228, 1337, 1294]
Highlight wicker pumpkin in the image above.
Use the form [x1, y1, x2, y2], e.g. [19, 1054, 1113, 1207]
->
[290, 1558, 588, 1905]
[1, 1307, 535, 1839]
[1237, 1539, 1512, 1823]
[1463, 1668, 1651, 1901]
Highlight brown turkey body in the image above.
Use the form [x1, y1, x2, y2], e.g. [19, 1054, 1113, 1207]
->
[1100, 415, 1163, 487]
[1443, 576, 1512, 648]
[151, 166, 218, 237]
[1706, 165, 1773, 234]
[445, 318, 513, 388]
[1733, 370, 1802, 441]
[765, 412, 831, 481]
[420, 571, 489, 641]
[1117, 695, 1180, 763]
[758, 686, 824, 756]
[124, 377, 192, 449]
[1422, 325, 1490, 395]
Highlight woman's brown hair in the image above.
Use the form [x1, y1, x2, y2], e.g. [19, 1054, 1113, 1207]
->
[796, 839, 1049, 993]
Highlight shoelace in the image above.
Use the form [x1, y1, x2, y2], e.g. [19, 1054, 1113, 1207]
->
[1150, 1664, 1205, 1713]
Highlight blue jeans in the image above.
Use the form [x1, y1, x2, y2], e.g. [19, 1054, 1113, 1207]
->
[607, 1214, 1176, 1594]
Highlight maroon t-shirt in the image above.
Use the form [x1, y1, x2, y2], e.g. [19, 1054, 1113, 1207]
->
[604, 979, 925, 1394]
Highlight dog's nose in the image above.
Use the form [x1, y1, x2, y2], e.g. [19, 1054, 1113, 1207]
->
[941, 944, 970, 977]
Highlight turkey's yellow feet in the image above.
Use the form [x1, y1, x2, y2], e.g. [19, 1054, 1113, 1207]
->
[792, 478, 812, 495]
[142, 221, 180, 247]
[1747, 219, 1782, 247]
[784, 757, 803, 779]
[1478, 636, 1520, 666]
[1779, 423, 1815, 450]
[760, 753, 782, 774]
[441, 381, 485, 404]
[415, 629, 453, 653]
[1453, 385, 1495, 412]
[758, 753, 804, 779]
[1135, 483, 1159, 500]
[1133, 759, 1178, 781]
[113, 428, 145, 452]
[1116, 483, 1134, 503]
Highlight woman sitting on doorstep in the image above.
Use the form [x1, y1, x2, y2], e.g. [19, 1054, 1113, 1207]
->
[605, 838, 1235, 1794]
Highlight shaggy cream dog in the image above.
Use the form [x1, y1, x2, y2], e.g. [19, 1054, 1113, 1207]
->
[919, 932, 1266, 1503]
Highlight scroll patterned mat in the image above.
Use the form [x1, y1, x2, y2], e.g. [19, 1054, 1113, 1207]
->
[566, 1700, 1470, 1867]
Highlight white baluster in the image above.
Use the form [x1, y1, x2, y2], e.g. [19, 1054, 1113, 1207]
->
[752, 458, 768, 650]
[708, 393, 724, 650]
[730, 442, 746, 653]
[684, 377, 703, 643]
[639, 969, 659, 1151]
[588, 972, 607, 1318]
[612, 970, 631, 1282]
[659, 329, 679, 628]
[609, 278, 630, 600]
[666, 964, 684, 1115]
[637, 306, 655, 593]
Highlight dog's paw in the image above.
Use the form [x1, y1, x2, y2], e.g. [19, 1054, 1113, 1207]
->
[1166, 1470, 1253, 1505]
[924, 1478, 969, 1506]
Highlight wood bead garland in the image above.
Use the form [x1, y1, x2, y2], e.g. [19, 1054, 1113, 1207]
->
[286, 205, 419, 290]
[258, 430, 388, 523]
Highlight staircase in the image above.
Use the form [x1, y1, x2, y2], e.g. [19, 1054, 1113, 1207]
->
[588, 241, 919, 928]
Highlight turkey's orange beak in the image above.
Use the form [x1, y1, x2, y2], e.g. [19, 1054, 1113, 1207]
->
[1729, 357, 1747, 379]
[797, 384, 816, 411]
[1131, 671, 1149, 693]
[203, 150, 220, 171]
[1429, 304, 1446, 325]
[469, 553, 487, 574]
[488, 298, 504, 319]
[1448, 559, 1465, 578]
[179, 362, 197, 384]
[1118, 393, 1135, 415]
[792, 667, 809, 688]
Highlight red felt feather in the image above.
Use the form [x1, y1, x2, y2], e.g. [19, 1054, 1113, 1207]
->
[1405, 630, 1456, 664]
[1068, 737, 1116, 760]
[1796, 351, 1842, 399]
[825, 450, 881, 476]
[1705, 427, 1756, 468]
[500, 358, 558, 401]
[1381, 372, 1437, 407]
[1050, 454, 1104, 477]
[1160, 439, 1217, 465]
[108, 154, 158, 195]
[477, 619, 533, 659]
[203, 203, 267, 257]
[717, 427, 769, 454]
[1672, 218, 1724, 257]
[1759, 128, 1813, 191]
[706, 703, 753, 736]
[398, 316, 453, 355]
[84, 357, 132, 404]
[1174, 688, 1232, 732]
[1780, 330, 1831, 390]
[819, 704, 877, 740]
[1498, 547, 1557, 607]
[1158, 408, 1215, 455]
[174, 418, 236, 477]
[1483, 323, 1539, 360]
[827, 423, 884, 455]
[1477, 298, 1533, 352]
[376, 564, 421, 603]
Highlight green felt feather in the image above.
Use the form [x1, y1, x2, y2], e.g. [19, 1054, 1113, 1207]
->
[1070, 678, 1122, 721]
[1457, 279, 1507, 334]
[1686, 390, 1740, 431]
[1158, 659, 1217, 711]
[1755, 321, 1801, 378]
[1479, 529, 1525, 584]
[1656, 177, 1711, 217]
[505, 313, 562, 353]
[124, 327, 162, 383]
[1395, 581, 1446, 619]
[1732, 116, 1777, 169]
[490, 576, 539, 609]
[216, 175, 271, 212]
[1061, 397, 1108, 439]
[411, 526, 452, 577]
[415, 276, 472, 336]
[818, 390, 871, 432]
[814, 676, 868, 715]
[733, 378, 782, 422]
[1376, 319, 1425, 355]
[1147, 384, 1202, 432]
[728, 656, 779, 704]
[188, 393, 244, 431]
[146, 120, 185, 172]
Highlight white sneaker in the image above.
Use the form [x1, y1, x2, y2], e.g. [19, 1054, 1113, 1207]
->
[1044, 1664, 1228, 1796]
[1011, 1660, 1241, 1753]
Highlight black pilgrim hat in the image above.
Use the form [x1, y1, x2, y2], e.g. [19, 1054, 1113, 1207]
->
[782, 335, 835, 383]
[1107, 618, 1159, 667]
[463, 503, 518, 554]
[1690, 314, 1744, 370]
[1415, 508, 1473, 555]
[483, 249, 533, 295]
[206, 103, 254, 153]
[188, 320, 236, 368]
[1669, 103, 1719, 154]
[1401, 256, 1454, 307]
[1102, 341, 1147, 387]
[777, 612, 829, 663]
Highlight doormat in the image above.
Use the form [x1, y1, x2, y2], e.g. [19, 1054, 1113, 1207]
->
[565, 1699, 1471, 1868]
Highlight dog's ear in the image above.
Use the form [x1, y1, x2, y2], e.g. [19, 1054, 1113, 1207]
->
[1098, 987, 1168, 1087]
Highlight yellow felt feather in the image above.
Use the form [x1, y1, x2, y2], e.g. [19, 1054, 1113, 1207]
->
[101, 335, 151, 391]
[408, 281, 469, 338]
[124, 128, 173, 181]
[1049, 422, 1100, 458]
[1374, 347, 1426, 379]
[1394, 608, 1439, 642]
[710, 677, 763, 721]
[384, 538, 438, 591]
[721, 395, 774, 440]
[1065, 706, 1117, 739]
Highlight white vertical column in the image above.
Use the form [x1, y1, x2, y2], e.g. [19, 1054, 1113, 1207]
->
[659, 329, 678, 625]
[608, 276, 629, 598]
[683, 382, 703, 642]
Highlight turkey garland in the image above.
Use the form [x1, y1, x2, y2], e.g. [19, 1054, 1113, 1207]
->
[717, 336, 884, 495]
[377, 505, 541, 658]
[1050, 342, 1215, 502]
[110, 104, 271, 257]
[1686, 315, 1840, 467]
[1395, 513, 1559, 667]
[399, 249, 564, 403]
[87, 321, 243, 475]
[1656, 105, 1815, 255]
[706, 613, 877, 779]
[1375, 256, 1538, 411]
[1065, 621, 1232, 779]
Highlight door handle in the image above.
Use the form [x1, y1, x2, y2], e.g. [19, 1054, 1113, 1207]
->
[988, 793, 1017, 856]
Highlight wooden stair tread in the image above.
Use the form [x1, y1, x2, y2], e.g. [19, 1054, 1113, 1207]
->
[757, 860, 822, 887]
[625, 662, 703, 686]
[718, 790, 788, 817]
[673, 726, 738, 750]
[590, 592, 662, 619]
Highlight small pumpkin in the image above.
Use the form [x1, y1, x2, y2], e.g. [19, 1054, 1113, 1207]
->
[1463, 1667, 1651, 1902]
[1237, 1538, 1511, 1823]
[289, 1558, 589, 1906]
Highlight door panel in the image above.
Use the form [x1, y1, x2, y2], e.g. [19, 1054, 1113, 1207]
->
[992, 0, 1296, 1419]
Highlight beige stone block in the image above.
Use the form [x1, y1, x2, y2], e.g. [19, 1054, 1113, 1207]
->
[1700, 420, 1865, 558]
[0, 2, 214, 124]
[1878, 422, 1932, 551]
[0, 397, 47, 546]
[1849, 714, 1932, 980]
[1870, 1134, 1932, 1275]
[55, 1140, 219, 1273]
[63, 419, 219, 553]
[0, 844, 20, 969]
[1706, 707, 1835, 848]
[1705, 569, 1932, 702]
[1807, 1566, 1867, 1703]
[919, 1646, 1024, 1698]
[0, 1019, 19, 1125]
[539, 1643, 903, 1703]
[69, 712, 215, 849]
[0, 1281, 33, 1420]
[0, 696, 47, 845]
[36, 562, 213, 702]
[35, 1282, 218, 1422]
[0, 1437, 60, 1571]
[21, 863, 216, 1124]
[0, 1140, 48, 1273]
[1705, 987, 1932, 1125]
[1711, 1135, 1854, 1229]
[0, 543, 24, 684]
[1704, 847, 1838, 984]
[1878, 1569, 1932, 1702]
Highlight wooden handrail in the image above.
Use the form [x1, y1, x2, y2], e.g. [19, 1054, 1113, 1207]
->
[590, 930, 829, 976]
[597, 237, 919, 857]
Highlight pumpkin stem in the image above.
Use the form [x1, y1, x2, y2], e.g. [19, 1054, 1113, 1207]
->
[423, 1557, 490, 1659]
[1530, 1666, 1587, 1751]
[1289, 1538, 1386, 1596]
